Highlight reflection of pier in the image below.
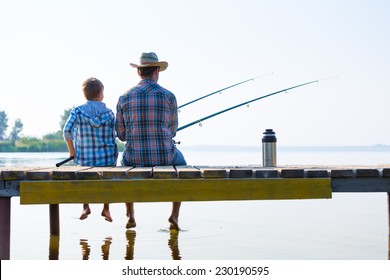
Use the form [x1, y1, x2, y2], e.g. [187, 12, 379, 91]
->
[47, 230, 181, 260]
[1, 165, 390, 259]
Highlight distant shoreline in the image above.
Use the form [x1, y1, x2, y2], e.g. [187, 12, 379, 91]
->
[2, 144, 390, 153]
[181, 145, 390, 152]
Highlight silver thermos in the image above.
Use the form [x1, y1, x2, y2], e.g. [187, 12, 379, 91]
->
[262, 129, 277, 167]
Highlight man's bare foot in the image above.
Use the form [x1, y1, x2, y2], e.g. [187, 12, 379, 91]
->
[126, 218, 136, 229]
[101, 209, 113, 222]
[168, 216, 180, 231]
[80, 208, 91, 220]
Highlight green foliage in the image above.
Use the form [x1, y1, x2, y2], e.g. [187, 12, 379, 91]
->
[0, 110, 8, 140]
[9, 118, 23, 142]
[60, 107, 74, 131]
[0, 136, 67, 152]
[43, 131, 63, 141]
[0, 141, 16, 152]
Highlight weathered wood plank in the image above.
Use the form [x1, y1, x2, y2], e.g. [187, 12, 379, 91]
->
[76, 167, 102, 180]
[356, 169, 380, 178]
[52, 166, 91, 180]
[26, 168, 54, 180]
[102, 166, 134, 179]
[20, 178, 332, 204]
[229, 168, 253, 178]
[127, 167, 153, 179]
[255, 169, 279, 178]
[175, 166, 201, 179]
[196, 166, 227, 178]
[382, 168, 390, 177]
[153, 166, 177, 179]
[281, 169, 304, 178]
[306, 170, 329, 178]
[1, 167, 38, 180]
[331, 169, 354, 178]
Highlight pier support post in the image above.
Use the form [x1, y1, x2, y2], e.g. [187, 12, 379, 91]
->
[0, 197, 11, 260]
[49, 204, 60, 235]
[388, 192, 390, 260]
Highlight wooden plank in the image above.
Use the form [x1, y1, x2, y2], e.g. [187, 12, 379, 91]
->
[26, 168, 53, 180]
[281, 169, 304, 178]
[52, 166, 91, 180]
[153, 166, 177, 179]
[356, 169, 380, 177]
[382, 168, 390, 177]
[306, 170, 329, 178]
[331, 169, 354, 178]
[175, 166, 201, 179]
[102, 166, 134, 179]
[20, 178, 332, 204]
[196, 166, 227, 178]
[127, 167, 153, 179]
[76, 167, 102, 180]
[255, 169, 279, 178]
[1, 167, 38, 180]
[229, 168, 253, 178]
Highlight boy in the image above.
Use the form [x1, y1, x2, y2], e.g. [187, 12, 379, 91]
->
[63, 77, 118, 222]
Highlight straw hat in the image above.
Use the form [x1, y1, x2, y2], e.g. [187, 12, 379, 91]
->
[130, 52, 168, 72]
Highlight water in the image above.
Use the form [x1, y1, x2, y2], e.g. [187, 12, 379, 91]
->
[1, 147, 389, 260]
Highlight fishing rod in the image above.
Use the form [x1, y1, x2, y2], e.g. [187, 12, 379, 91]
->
[177, 78, 332, 132]
[55, 156, 74, 167]
[178, 73, 273, 109]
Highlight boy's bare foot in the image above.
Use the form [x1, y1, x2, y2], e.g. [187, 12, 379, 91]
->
[79, 208, 91, 220]
[101, 209, 113, 222]
[168, 216, 180, 231]
[126, 218, 136, 229]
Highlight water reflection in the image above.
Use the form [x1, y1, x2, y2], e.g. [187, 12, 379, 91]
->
[168, 230, 181, 260]
[78, 237, 112, 260]
[48, 235, 59, 260]
[80, 239, 90, 260]
[125, 230, 136, 260]
[101, 237, 112, 260]
[48, 229, 182, 260]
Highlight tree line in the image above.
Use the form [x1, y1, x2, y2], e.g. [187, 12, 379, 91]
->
[0, 108, 125, 153]
[0, 109, 72, 152]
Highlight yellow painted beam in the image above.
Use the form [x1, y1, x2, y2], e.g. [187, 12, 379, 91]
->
[20, 178, 331, 204]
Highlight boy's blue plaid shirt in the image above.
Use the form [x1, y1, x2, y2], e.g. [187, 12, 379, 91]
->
[63, 101, 118, 166]
[115, 78, 178, 166]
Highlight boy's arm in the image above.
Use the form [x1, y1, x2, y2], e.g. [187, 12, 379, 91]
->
[66, 139, 76, 158]
[63, 109, 76, 159]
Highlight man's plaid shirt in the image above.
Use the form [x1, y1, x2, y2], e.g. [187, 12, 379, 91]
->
[115, 78, 178, 166]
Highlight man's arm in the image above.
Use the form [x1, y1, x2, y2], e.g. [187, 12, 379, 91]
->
[115, 97, 126, 141]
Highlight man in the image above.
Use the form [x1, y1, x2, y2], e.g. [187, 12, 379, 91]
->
[116, 52, 186, 230]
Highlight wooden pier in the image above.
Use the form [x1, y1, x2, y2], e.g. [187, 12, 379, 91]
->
[1, 165, 390, 260]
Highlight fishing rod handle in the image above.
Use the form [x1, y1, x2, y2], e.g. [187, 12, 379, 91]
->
[56, 156, 75, 167]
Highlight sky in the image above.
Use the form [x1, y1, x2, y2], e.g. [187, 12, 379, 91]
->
[1, 0, 390, 147]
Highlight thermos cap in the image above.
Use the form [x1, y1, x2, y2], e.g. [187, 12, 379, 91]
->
[262, 129, 277, 143]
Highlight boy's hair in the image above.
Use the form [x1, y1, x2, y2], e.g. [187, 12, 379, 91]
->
[82, 77, 104, 100]
[138, 66, 160, 78]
